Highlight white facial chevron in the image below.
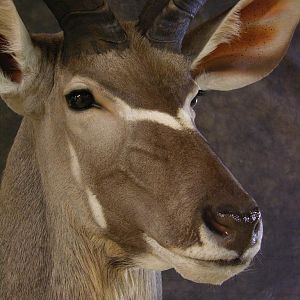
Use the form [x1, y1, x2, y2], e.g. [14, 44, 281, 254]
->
[116, 98, 195, 130]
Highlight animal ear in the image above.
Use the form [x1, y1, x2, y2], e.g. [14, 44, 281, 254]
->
[183, 0, 300, 91]
[0, 0, 40, 114]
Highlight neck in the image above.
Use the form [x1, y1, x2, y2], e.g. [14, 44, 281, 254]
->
[0, 118, 161, 299]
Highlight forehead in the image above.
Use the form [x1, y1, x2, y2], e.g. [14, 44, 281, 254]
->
[64, 32, 194, 114]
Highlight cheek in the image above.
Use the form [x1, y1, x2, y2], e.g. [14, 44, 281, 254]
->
[65, 109, 126, 166]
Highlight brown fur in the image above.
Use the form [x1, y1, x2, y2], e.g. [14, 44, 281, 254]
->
[0, 119, 161, 300]
[0, 28, 254, 299]
[1, 0, 297, 298]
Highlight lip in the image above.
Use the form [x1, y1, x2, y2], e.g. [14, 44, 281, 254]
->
[183, 256, 245, 267]
[170, 252, 251, 285]
[158, 246, 250, 271]
[173, 252, 246, 268]
[163, 251, 250, 285]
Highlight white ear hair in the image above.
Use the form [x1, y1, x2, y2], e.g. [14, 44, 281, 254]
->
[0, 0, 40, 111]
[187, 0, 300, 91]
[191, 1, 244, 69]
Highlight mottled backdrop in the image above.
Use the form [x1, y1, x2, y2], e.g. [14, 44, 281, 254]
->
[0, 1, 299, 299]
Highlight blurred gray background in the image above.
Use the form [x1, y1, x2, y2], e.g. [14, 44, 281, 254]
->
[0, 1, 299, 299]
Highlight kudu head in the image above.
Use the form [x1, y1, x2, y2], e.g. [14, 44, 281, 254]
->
[0, 0, 299, 284]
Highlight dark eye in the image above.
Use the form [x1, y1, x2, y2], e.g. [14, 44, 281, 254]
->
[191, 90, 206, 108]
[65, 90, 100, 110]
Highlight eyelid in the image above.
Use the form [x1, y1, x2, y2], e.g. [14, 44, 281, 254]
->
[65, 76, 115, 100]
[64, 85, 89, 96]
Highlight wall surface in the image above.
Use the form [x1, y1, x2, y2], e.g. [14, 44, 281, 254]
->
[1, 1, 299, 299]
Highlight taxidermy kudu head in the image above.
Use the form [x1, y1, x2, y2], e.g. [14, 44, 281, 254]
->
[0, 0, 299, 299]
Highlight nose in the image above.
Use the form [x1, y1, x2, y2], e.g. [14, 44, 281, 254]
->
[203, 205, 262, 255]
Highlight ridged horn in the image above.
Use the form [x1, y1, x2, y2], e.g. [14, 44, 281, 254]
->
[139, 0, 207, 52]
[43, 0, 128, 57]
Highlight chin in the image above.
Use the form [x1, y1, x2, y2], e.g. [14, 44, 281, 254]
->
[169, 256, 251, 285]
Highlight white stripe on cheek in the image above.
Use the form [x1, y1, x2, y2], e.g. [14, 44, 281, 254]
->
[68, 140, 107, 229]
[86, 188, 107, 229]
[68, 141, 83, 185]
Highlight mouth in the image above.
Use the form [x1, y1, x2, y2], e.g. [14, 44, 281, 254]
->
[194, 257, 244, 267]
[170, 250, 249, 270]
[142, 234, 255, 285]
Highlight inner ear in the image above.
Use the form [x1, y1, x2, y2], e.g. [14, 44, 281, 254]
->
[0, 34, 22, 83]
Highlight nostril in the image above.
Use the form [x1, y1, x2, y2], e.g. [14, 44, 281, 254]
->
[253, 219, 261, 234]
[203, 208, 230, 237]
[247, 207, 261, 224]
[203, 206, 262, 254]
[203, 206, 262, 236]
[215, 206, 261, 225]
